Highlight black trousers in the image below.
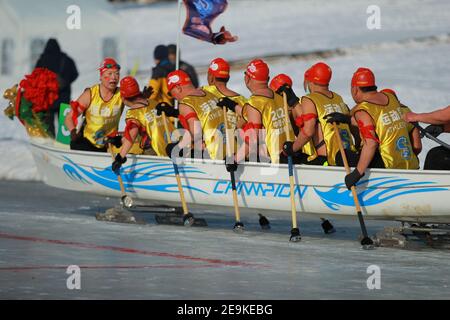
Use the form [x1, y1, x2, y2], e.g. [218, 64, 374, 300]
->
[279, 152, 328, 166]
[335, 149, 385, 169]
[424, 146, 450, 170]
[70, 136, 107, 153]
[281, 149, 385, 168]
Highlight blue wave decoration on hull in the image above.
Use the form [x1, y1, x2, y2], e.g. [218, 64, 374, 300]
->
[314, 176, 448, 211]
[63, 164, 91, 185]
[61, 156, 209, 194]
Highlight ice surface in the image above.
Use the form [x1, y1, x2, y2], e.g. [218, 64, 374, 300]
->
[0, 181, 449, 299]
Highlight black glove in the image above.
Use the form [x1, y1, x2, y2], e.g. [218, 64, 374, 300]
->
[142, 86, 154, 99]
[217, 97, 238, 113]
[70, 129, 81, 142]
[422, 124, 444, 138]
[225, 158, 238, 172]
[283, 141, 294, 157]
[345, 168, 364, 190]
[324, 112, 351, 125]
[112, 154, 127, 175]
[165, 142, 180, 159]
[105, 135, 123, 148]
[277, 84, 299, 108]
[156, 102, 179, 117]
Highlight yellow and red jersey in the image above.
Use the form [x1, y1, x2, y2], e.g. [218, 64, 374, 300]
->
[243, 92, 294, 163]
[125, 100, 175, 157]
[301, 91, 356, 165]
[181, 90, 226, 160]
[351, 92, 419, 169]
[202, 85, 247, 131]
[83, 84, 124, 148]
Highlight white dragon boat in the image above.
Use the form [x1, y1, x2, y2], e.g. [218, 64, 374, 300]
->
[29, 138, 450, 224]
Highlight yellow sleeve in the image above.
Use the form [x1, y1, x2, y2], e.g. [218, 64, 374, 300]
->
[232, 95, 247, 107]
[148, 78, 160, 101]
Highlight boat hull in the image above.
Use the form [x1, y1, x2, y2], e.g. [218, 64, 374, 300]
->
[30, 139, 450, 223]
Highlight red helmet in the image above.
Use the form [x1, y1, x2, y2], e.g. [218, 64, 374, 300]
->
[304, 62, 332, 85]
[120, 76, 140, 98]
[245, 59, 269, 81]
[351, 67, 376, 87]
[99, 57, 121, 75]
[381, 88, 397, 97]
[269, 74, 293, 92]
[208, 58, 230, 78]
[167, 70, 192, 91]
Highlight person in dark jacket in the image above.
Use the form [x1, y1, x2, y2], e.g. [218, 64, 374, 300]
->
[167, 44, 199, 88]
[147, 44, 175, 104]
[35, 38, 79, 137]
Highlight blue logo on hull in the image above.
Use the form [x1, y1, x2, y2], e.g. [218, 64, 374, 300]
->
[213, 180, 308, 199]
[314, 176, 447, 211]
[61, 156, 208, 194]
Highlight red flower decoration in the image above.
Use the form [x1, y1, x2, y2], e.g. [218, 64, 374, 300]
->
[19, 68, 59, 113]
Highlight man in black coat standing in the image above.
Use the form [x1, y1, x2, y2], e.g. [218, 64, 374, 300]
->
[35, 38, 79, 136]
[167, 44, 199, 88]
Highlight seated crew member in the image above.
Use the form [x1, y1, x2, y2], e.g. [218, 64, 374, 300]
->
[345, 67, 420, 189]
[204, 57, 247, 131]
[221, 59, 294, 164]
[164, 70, 226, 160]
[65, 58, 124, 152]
[380, 88, 422, 156]
[404, 104, 450, 170]
[275, 63, 358, 166]
[110, 76, 176, 174]
[268, 73, 314, 163]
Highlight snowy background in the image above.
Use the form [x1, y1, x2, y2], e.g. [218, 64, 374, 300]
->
[1, 0, 450, 180]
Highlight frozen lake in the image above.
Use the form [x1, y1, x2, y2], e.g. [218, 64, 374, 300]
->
[0, 181, 449, 299]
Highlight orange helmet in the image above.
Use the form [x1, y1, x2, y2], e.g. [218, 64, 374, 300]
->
[245, 59, 269, 81]
[351, 67, 376, 87]
[304, 62, 332, 85]
[167, 70, 192, 91]
[99, 57, 120, 75]
[208, 58, 230, 78]
[120, 76, 140, 98]
[269, 74, 293, 92]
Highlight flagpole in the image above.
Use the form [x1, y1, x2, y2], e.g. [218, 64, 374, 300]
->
[176, 0, 182, 71]
[175, 0, 183, 111]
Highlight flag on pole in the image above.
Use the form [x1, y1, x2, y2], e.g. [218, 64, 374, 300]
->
[182, 0, 238, 45]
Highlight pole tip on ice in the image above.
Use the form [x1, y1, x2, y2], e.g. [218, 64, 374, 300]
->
[233, 221, 244, 233]
[183, 212, 195, 227]
[361, 236, 375, 250]
[321, 219, 336, 234]
[258, 213, 271, 230]
[289, 228, 301, 242]
[121, 195, 133, 208]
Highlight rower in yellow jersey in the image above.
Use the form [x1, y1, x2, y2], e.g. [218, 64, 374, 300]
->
[345, 67, 420, 190]
[280, 62, 358, 166]
[203, 58, 247, 131]
[65, 58, 124, 152]
[164, 70, 226, 160]
[380, 88, 422, 157]
[221, 59, 294, 164]
[109, 77, 175, 174]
